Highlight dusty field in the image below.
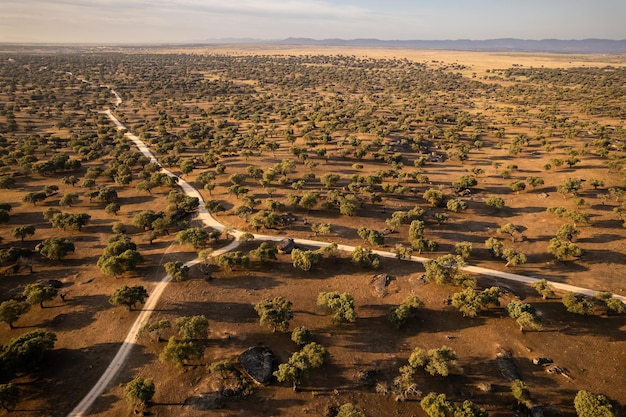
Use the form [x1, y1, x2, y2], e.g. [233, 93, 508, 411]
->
[0, 46, 625, 417]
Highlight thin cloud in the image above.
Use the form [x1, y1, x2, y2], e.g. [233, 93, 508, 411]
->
[1, 0, 624, 43]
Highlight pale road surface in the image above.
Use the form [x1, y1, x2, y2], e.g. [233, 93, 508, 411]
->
[68, 92, 626, 417]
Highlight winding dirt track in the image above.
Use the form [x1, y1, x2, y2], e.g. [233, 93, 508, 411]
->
[67, 92, 626, 417]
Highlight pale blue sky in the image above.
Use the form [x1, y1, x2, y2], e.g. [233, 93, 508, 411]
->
[1, 0, 624, 44]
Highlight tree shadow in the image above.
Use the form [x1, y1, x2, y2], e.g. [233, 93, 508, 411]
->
[220, 395, 307, 416]
[41, 294, 112, 332]
[209, 273, 281, 291]
[419, 307, 487, 334]
[590, 218, 623, 229]
[121, 194, 156, 205]
[25, 341, 154, 417]
[577, 233, 624, 244]
[508, 206, 552, 215]
[579, 249, 626, 266]
[170, 300, 258, 324]
[537, 300, 626, 341]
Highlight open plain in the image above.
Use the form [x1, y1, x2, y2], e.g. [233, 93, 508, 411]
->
[0, 45, 625, 417]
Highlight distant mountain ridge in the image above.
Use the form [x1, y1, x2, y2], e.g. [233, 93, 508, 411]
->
[203, 37, 626, 54]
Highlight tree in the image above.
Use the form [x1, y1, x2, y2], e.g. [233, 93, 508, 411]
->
[454, 400, 488, 417]
[321, 173, 340, 188]
[61, 175, 79, 187]
[502, 248, 527, 267]
[588, 178, 604, 190]
[204, 199, 225, 213]
[562, 292, 595, 315]
[250, 210, 283, 230]
[421, 392, 455, 417]
[0, 383, 19, 411]
[311, 223, 332, 236]
[10, 225, 35, 242]
[22, 191, 47, 205]
[452, 288, 483, 318]
[506, 301, 542, 332]
[423, 188, 444, 207]
[273, 343, 328, 390]
[238, 232, 255, 242]
[574, 390, 617, 417]
[336, 403, 366, 417]
[301, 342, 328, 368]
[485, 196, 505, 211]
[255, 296, 293, 332]
[497, 223, 519, 242]
[595, 292, 626, 314]
[39, 237, 75, 261]
[0, 176, 16, 189]
[176, 227, 210, 249]
[175, 315, 209, 340]
[485, 237, 504, 257]
[557, 178, 582, 196]
[215, 251, 249, 271]
[291, 326, 312, 345]
[566, 156, 580, 168]
[23, 283, 58, 308]
[351, 246, 380, 269]
[556, 224, 580, 242]
[291, 248, 322, 271]
[299, 191, 318, 211]
[124, 377, 155, 407]
[160, 336, 205, 367]
[132, 210, 164, 230]
[526, 176, 544, 189]
[388, 295, 423, 328]
[408, 219, 425, 241]
[164, 261, 190, 282]
[166, 191, 199, 213]
[531, 279, 555, 299]
[511, 379, 531, 407]
[137, 319, 172, 341]
[393, 244, 413, 260]
[95, 186, 118, 204]
[548, 238, 582, 260]
[509, 180, 526, 193]
[0, 300, 30, 329]
[358, 227, 385, 246]
[48, 212, 91, 231]
[423, 255, 465, 285]
[317, 292, 356, 324]
[386, 211, 410, 231]
[110, 285, 149, 311]
[249, 242, 278, 264]
[454, 242, 472, 259]
[105, 202, 121, 215]
[208, 359, 233, 380]
[59, 192, 79, 207]
[274, 357, 306, 391]
[0, 330, 56, 375]
[446, 198, 468, 213]
[97, 234, 141, 274]
[426, 347, 457, 377]
[452, 175, 477, 191]
[339, 198, 357, 216]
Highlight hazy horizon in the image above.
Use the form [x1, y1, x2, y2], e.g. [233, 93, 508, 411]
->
[2, 0, 625, 44]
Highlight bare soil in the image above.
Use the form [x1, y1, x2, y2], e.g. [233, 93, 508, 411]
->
[0, 46, 625, 417]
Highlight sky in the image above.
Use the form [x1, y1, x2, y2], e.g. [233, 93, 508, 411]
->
[1, 0, 625, 44]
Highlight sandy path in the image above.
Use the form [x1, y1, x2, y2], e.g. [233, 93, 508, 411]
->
[67, 107, 239, 417]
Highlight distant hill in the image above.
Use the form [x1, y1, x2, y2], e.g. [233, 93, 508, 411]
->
[203, 38, 626, 54]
